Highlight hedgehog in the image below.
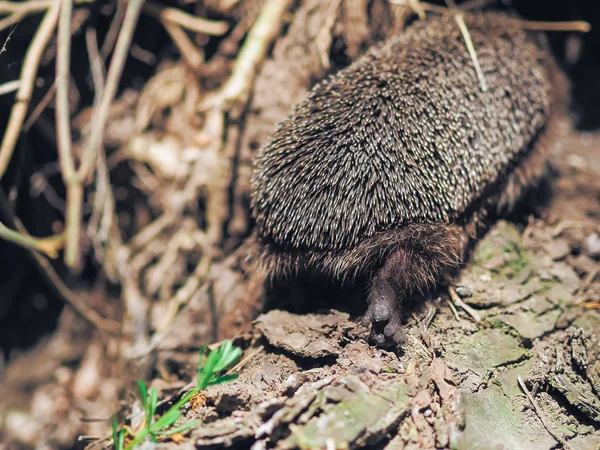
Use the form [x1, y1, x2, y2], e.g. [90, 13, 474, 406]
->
[249, 12, 567, 347]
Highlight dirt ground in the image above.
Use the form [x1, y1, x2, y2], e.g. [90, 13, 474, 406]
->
[0, 1, 599, 449]
[3, 126, 598, 449]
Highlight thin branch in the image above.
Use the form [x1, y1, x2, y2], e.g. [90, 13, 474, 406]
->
[100, 0, 125, 60]
[513, 20, 591, 33]
[27, 231, 122, 335]
[0, 1, 54, 33]
[0, 2, 59, 180]
[208, 0, 293, 109]
[0, 1, 54, 14]
[163, 19, 204, 71]
[77, 0, 145, 182]
[388, 0, 425, 20]
[84, 25, 105, 111]
[55, 0, 145, 268]
[202, 0, 292, 243]
[56, 0, 80, 267]
[0, 220, 63, 258]
[446, 297, 462, 322]
[0, 80, 20, 96]
[394, 1, 591, 34]
[143, 1, 229, 36]
[458, 0, 493, 10]
[453, 11, 488, 92]
[23, 83, 56, 131]
[449, 286, 481, 323]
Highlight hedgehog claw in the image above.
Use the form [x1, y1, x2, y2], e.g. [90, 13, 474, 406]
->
[366, 308, 404, 348]
[370, 301, 392, 323]
[360, 313, 371, 327]
[365, 292, 404, 348]
[383, 316, 406, 345]
[370, 332, 387, 346]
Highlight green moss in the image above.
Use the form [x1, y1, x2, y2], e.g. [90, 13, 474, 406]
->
[444, 329, 529, 378]
[282, 379, 414, 449]
[471, 221, 531, 281]
[451, 385, 557, 450]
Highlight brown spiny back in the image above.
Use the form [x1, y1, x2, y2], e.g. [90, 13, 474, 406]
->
[251, 12, 553, 253]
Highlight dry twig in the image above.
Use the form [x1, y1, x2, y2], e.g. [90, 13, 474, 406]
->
[449, 286, 481, 323]
[141, 0, 231, 71]
[518, 376, 574, 450]
[0, 1, 59, 179]
[453, 11, 487, 92]
[394, 1, 591, 34]
[143, 1, 229, 35]
[56, 0, 79, 267]
[0, 0, 55, 32]
[205, 0, 293, 111]
[0, 80, 20, 96]
[0, 221, 63, 258]
[55, 0, 145, 268]
[100, 0, 126, 59]
[0, 2, 64, 254]
[446, 296, 462, 322]
[509, 19, 590, 33]
[444, 0, 487, 92]
[203, 0, 293, 244]
[162, 19, 205, 71]
[389, 0, 425, 20]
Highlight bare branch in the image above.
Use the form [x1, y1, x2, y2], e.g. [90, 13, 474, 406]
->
[0, 220, 63, 258]
[55, 0, 145, 268]
[0, 80, 20, 96]
[143, 1, 229, 36]
[0, 2, 59, 179]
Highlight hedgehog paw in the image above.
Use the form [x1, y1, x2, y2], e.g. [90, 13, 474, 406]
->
[363, 293, 405, 348]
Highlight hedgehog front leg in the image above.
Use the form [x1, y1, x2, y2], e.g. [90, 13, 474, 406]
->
[362, 250, 409, 347]
[361, 224, 467, 348]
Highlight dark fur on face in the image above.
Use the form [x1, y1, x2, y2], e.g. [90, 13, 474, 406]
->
[249, 12, 567, 347]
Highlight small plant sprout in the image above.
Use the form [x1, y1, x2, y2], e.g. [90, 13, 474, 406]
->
[111, 339, 243, 450]
[111, 417, 126, 450]
[196, 339, 243, 390]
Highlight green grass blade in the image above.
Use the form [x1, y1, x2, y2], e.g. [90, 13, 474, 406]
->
[213, 346, 242, 373]
[111, 416, 125, 450]
[138, 379, 149, 420]
[197, 350, 220, 390]
[117, 429, 126, 450]
[148, 388, 158, 427]
[150, 408, 181, 432]
[208, 373, 239, 386]
[138, 379, 147, 403]
[154, 419, 202, 436]
[196, 344, 208, 378]
[124, 427, 149, 450]
[111, 416, 119, 441]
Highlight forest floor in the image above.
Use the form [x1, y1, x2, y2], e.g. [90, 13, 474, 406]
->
[133, 129, 600, 450]
[2, 129, 599, 450]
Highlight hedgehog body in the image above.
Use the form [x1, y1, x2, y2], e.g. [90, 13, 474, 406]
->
[250, 12, 565, 346]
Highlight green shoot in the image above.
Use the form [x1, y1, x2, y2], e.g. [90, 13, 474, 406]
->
[197, 340, 242, 390]
[111, 416, 125, 450]
[112, 340, 243, 450]
[154, 419, 202, 436]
